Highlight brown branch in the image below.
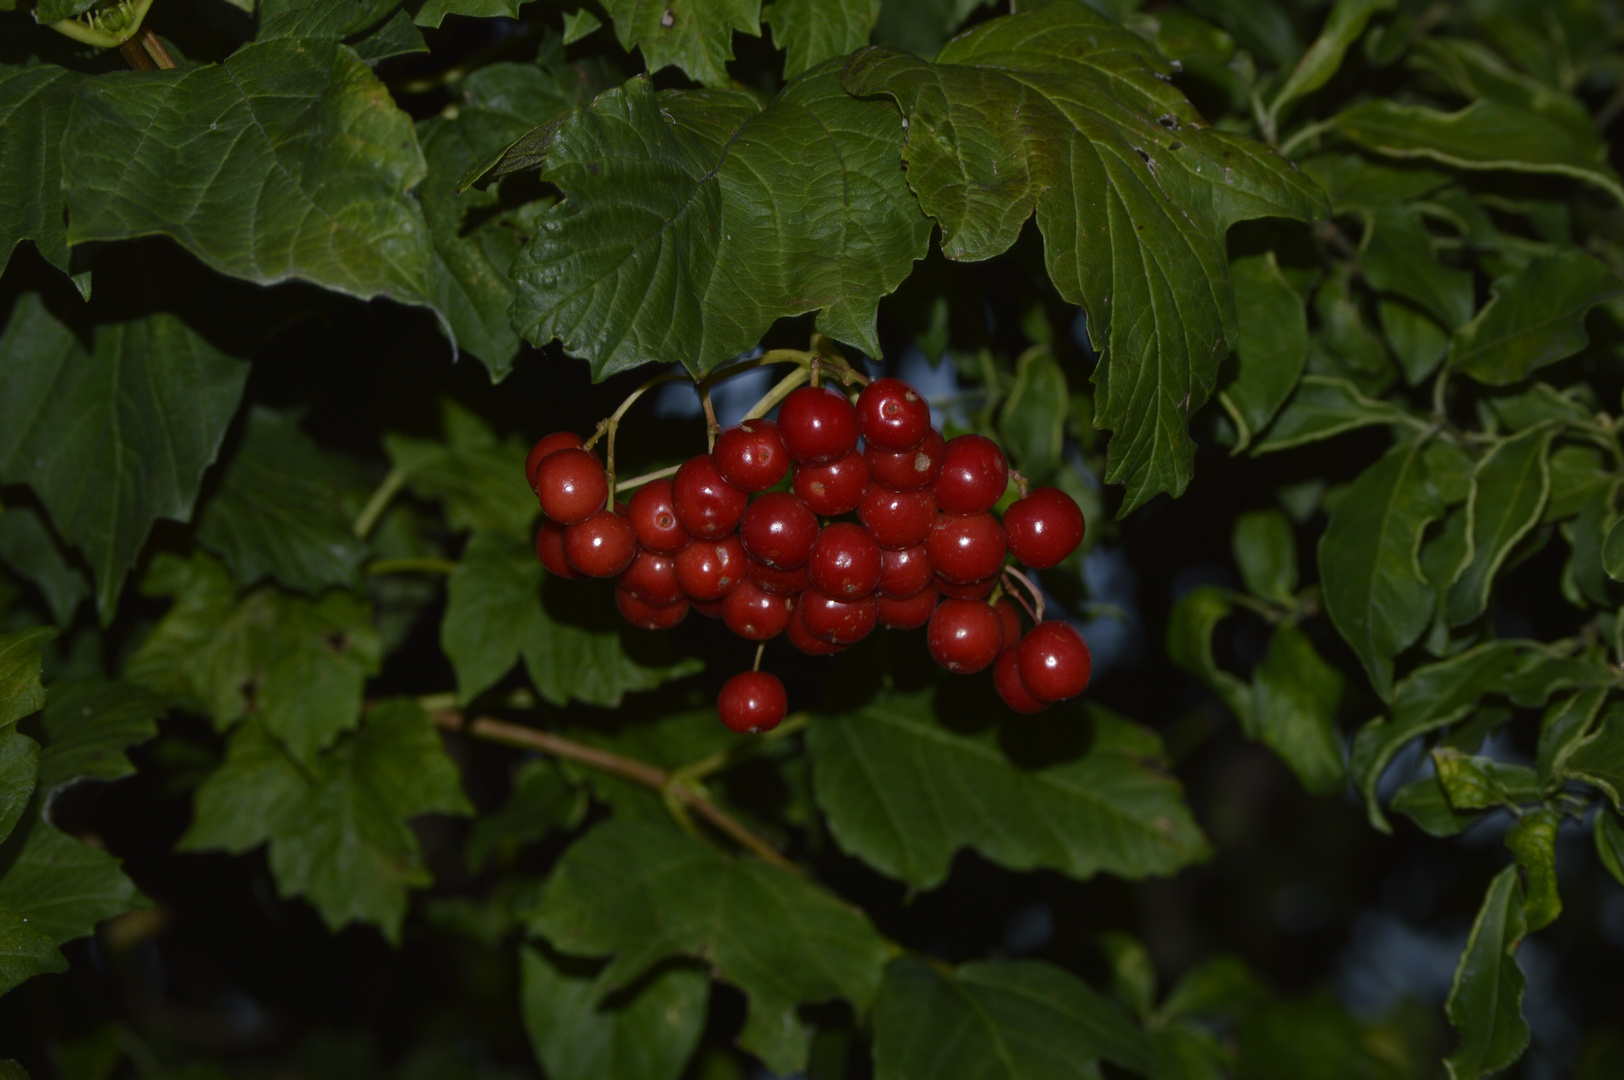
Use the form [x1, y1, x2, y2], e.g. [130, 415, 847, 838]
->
[431, 711, 801, 874]
[119, 39, 155, 70]
[139, 28, 176, 69]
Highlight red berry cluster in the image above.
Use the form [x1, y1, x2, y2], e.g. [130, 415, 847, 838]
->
[526, 376, 1090, 734]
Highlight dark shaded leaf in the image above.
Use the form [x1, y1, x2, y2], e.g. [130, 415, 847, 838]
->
[0, 730, 38, 848]
[1218, 252, 1308, 450]
[1232, 510, 1297, 606]
[764, 0, 878, 78]
[1167, 586, 1251, 722]
[1447, 425, 1555, 625]
[384, 401, 535, 540]
[1535, 688, 1607, 786]
[0, 818, 147, 950]
[600, 0, 761, 86]
[1267, 0, 1396, 123]
[0, 64, 83, 281]
[1252, 624, 1344, 794]
[1450, 252, 1624, 386]
[1444, 866, 1528, 1080]
[1253, 376, 1420, 454]
[35, 680, 163, 797]
[0, 508, 89, 627]
[997, 347, 1068, 481]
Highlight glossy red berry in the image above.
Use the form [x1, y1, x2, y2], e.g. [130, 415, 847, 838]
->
[1017, 621, 1092, 702]
[675, 534, 747, 602]
[672, 454, 749, 539]
[747, 557, 812, 597]
[740, 491, 819, 569]
[934, 434, 1008, 515]
[535, 519, 578, 579]
[536, 448, 609, 525]
[616, 587, 689, 630]
[994, 648, 1048, 714]
[935, 574, 998, 600]
[693, 598, 725, 618]
[807, 522, 882, 601]
[866, 427, 944, 491]
[718, 671, 788, 734]
[1003, 487, 1085, 569]
[993, 598, 1023, 652]
[801, 590, 878, 645]
[878, 543, 934, 600]
[778, 386, 859, 465]
[926, 511, 1007, 584]
[877, 588, 939, 629]
[619, 550, 683, 606]
[927, 599, 1005, 674]
[564, 509, 639, 577]
[793, 450, 869, 516]
[627, 479, 688, 555]
[857, 377, 931, 452]
[713, 419, 790, 492]
[787, 604, 848, 654]
[721, 579, 795, 640]
[525, 431, 584, 492]
[858, 486, 937, 549]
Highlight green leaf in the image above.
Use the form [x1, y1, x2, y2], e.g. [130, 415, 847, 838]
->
[601, 0, 761, 86]
[441, 531, 700, 708]
[1379, 300, 1449, 386]
[1251, 624, 1344, 794]
[467, 759, 584, 872]
[1183, 0, 1299, 66]
[1318, 438, 1445, 699]
[180, 701, 471, 943]
[1348, 641, 1524, 831]
[1391, 774, 1487, 837]
[505, 67, 930, 379]
[0, 507, 90, 627]
[805, 691, 1209, 889]
[1447, 424, 1556, 626]
[1535, 688, 1608, 786]
[1331, 98, 1624, 208]
[384, 402, 535, 540]
[1268, 0, 1396, 122]
[1253, 376, 1419, 454]
[1560, 706, 1624, 809]
[519, 946, 708, 1080]
[1236, 993, 1380, 1080]
[196, 408, 369, 595]
[0, 64, 84, 281]
[1570, 480, 1620, 606]
[1432, 748, 1524, 810]
[764, 0, 878, 78]
[0, 730, 39, 848]
[1505, 807, 1560, 932]
[413, 0, 530, 28]
[348, 11, 428, 63]
[1232, 510, 1297, 606]
[562, 9, 603, 42]
[0, 295, 250, 623]
[1449, 252, 1624, 387]
[1167, 587, 1252, 724]
[1543, 445, 1606, 523]
[870, 0, 994, 58]
[525, 820, 885, 1075]
[126, 552, 381, 763]
[997, 347, 1068, 481]
[842, 3, 1328, 513]
[1604, 517, 1624, 581]
[1360, 204, 1474, 330]
[1155, 954, 1267, 1025]
[61, 28, 444, 335]
[35, 679, 164, 797]
[1444, 866, 1528, 1080]
[0, 628, 55, 729]
[0, 817, 147, 948]
[1594, 810, 1624, 889]
[1099, 931, 1156, 1021]
[1218, 252, 1308, 450]
[871, 958, 1160, 1080]
[0, 901, 69, 998]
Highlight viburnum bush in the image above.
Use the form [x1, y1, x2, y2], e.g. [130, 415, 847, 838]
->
[3, 0, 1624, 1077]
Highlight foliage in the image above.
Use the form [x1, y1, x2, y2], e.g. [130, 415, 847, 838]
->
[3, 0, 1624, 1077]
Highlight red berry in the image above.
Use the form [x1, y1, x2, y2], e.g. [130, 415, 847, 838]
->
[616, 587, 689, 630]
[858, 486, 937, 549]
[807, 522, 882, 601]
[801, 590, 878, 645]
[1017, 621, 1092, 702]
[714, 419, 790, 492]
[672, 454, 749, 539]
[994, 648, 1048, 714]
[627, 479, 688, 555]
[877, 588, 939, 629]
[693, 598, 725, 618]
[793, 450, 869, 516]
[1003, 487, 1086, 569]
[564, 509, 639, 577]
[535, 519, 578, 579]
[788, 604, 847, 654]
[619, 550, 683, 606]
[778, 386, 859, 465]
[536, 448, 609, 524]
[926, 511, 1007, 584]
[934, 434, 1008, 515]
[721, 579, 795, 640]
[718, 671, 788, 734]
[747, 557, 812, 597]
[935, 574, 998, 600]
[857, 377, 931, 452]
[866, 427, 945, 491]
[526, 431, 584, 492]
[740, 491, 819, 569]
[878, 543, 934, 599]
[993, 598, 1023, 651]
[927, 599, 1005, 674]
[675, 534, 747, 601]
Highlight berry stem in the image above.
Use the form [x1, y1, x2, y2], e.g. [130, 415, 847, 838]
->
[614, 463, 682, 494]
[365, 557, 458, 576]
[1009, 469, 1030, 500]
[701, 383, 720, 451]
[429, 709, 800, 873]
[752, 642, 765, 672]
[353, 466, 408, 540]
[742, 365, 811, 421]
[1001, 565, 1046, 623]
[586, 372, 683, 505]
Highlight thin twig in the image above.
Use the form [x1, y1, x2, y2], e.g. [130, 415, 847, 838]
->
[615, 464, 681, 494]
[138, 27, 175, 68]
[431, 711, 800, 873]
[119, 39, 154, 70]
[353, 467, 407, 540]
[1000, 566, 1046, 623]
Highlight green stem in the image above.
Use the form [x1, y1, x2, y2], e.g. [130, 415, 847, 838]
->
[366, 557, 457, 576]
[1278, 116, 1340, 158]
[667, 712, 812, 789]
[615, 463, 682, 494]
[353, 467, 408, 540]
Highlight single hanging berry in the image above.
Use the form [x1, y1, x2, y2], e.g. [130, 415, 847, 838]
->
[536, 448, 610, 525]
[926, 598, 1004, 674]
[1003, 487, 1085, 568]
[525, 431, 584, 493]
[1016, 621, 1092, 702]
[718, 671, 788, 733]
